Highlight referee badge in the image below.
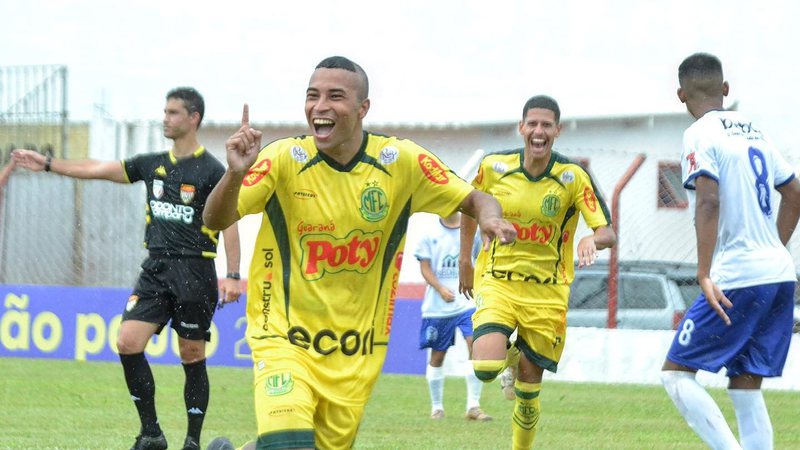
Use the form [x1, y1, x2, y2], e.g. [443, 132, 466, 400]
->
[152, 180, 164, 199]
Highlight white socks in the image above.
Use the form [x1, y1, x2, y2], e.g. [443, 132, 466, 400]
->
[661, 370, 742, 450]
[729, 389, 772, 450]
[426, 365, 445, 411]
[465, 371, 483, 410]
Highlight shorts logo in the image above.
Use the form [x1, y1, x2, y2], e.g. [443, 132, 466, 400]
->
[474, 292, 484, 309]
[126, 295, 139, 312]
[269, 407, 295, 416]
[379, 146, 399, 165]
[243, 158, 272, 187]
[265, 371, 294, 396]
[291, 145, 308, 163]
[540, 194, 561, 217]
[424, 326, 439, 343]
[583, 187, 597, 212]
[418, 154, 448, 184]
[359, 182, 388, 222]
[180, 184, 195, 204]
[152, 180, 164, 199]
[560, 170, 575, 184]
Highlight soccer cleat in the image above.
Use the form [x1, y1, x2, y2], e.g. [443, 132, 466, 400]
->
[465, 407, 493, 421]
[205, 437, 235, 450]
[430, 409, 445, 420]
[499, 365, 517, 401]
[130, 432, 168, 450]
[182, 436, 201, 450]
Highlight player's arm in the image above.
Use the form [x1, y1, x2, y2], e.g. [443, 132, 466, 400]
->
[694, 175, 732, 325]
[458, 213, 479, 298]
[776, 178, 800, 245]
[420, 259, 455, 302]
[0, 158, 15, 188]
[458, 190, 516, 248]
[12, 149, 126, 182]
[576, 226, 616, 268]
[203, 104, 262, 230]
[219, 223, 242, 304]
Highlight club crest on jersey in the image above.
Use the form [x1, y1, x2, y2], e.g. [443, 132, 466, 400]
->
[560, 170, 575, 184]
[359, 182, 389, 222]
[265, 371, 294, 396]
[291, 145, 309, 163]
[379, 146, 399, 165]
[541, 193, 561, 217]
[152, 179, 164, 199]
[180, 184, 196, 204]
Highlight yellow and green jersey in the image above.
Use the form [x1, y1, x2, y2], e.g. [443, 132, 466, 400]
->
[474, 149, 611, 286]
[238, 131, 473, 405]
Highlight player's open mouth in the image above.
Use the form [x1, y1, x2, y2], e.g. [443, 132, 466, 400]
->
[531, 138, 546, 149]
[313, 118, 335, 138]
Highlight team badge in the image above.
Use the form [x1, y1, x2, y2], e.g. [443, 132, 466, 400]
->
[359, 182, 389, 222]
[180, 184, 196, 204]
[152, 180, 164, 199]
[541, 194, 561, 217]
[560, 170, 575, 184]
[291, 146, 309, 163]
[126, 295, 139, 312]
[492, 162, 508, 174]
[379, 146, 399, 165]
[265, 371, 294, 396]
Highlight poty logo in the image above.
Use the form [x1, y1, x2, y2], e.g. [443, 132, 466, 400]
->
[513, 221, 556, 244]
[418, 154, 448, 184]
[300, 230, 382, 280]
[243, 158, 272, 187]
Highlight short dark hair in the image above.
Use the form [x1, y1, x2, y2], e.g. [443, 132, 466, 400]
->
[678, 53, 724, 97]
[166, 87, 205, 127]
[522, 95, 560, 123]
[315, 56, 369, 100]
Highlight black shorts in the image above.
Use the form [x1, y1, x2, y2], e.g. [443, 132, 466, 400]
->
[123, 256, 218, 341]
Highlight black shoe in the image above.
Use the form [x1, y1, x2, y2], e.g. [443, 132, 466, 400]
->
[182, 436, 201, 450]
[205, 437, 235, 450]
[130, 432, 168, 450]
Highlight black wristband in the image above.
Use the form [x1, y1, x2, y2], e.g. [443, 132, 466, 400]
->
[226, 272, 241, 280]
[44, 155, 52, 172]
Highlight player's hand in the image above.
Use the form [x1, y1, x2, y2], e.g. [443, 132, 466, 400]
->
[11, 149, 46, 172]
[438, 287, 456, 302]
[219, 277, 242, 306]
[458, 258, 475, 299]
[576, 235, 598, 268]
[699, 276, 732, 325]
[225, 104, 263, 173]
[479, 217, 516, 250]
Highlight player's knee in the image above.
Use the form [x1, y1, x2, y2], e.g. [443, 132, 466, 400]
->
[472, 359, 505, 382]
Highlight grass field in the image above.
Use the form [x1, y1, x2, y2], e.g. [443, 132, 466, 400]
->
[1, 358, 799, 449]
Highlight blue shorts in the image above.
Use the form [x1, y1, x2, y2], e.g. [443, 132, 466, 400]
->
[666, 281, 795, 377]
[419, 308, 476, 352]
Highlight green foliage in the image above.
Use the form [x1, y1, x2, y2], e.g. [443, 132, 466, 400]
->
[1, 358, 799, 449]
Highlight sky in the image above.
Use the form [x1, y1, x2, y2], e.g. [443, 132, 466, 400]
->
[2, 0, 799, 146]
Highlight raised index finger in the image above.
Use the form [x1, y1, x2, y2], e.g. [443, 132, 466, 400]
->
[241, 103, 250, 127]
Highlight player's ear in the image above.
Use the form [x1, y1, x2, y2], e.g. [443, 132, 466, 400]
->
[676, 87, 687, 104]
[358, 98, 370, 119]
[722, 81, 729, 97]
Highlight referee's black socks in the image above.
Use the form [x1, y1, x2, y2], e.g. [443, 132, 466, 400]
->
[120, 352, 162, 437]
[183, 358, 209, 442]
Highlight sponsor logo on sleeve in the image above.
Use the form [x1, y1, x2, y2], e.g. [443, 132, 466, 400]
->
[379, 146, 399, 165]
[560, 170, 575, 184]
[418, 154, 448, 184]
[243, 158, 272, 187]
[686, 152, 697, 174]
[291, 145, 309, 163]
[583, 187, 597, 212]
[492, 161, 508, 174]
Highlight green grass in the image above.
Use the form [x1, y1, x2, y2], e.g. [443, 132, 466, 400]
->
[1, 358, 799, 449]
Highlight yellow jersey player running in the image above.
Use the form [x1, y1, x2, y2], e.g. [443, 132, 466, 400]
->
[203, 56, 516, 450]
[459, 95, 616, 449]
